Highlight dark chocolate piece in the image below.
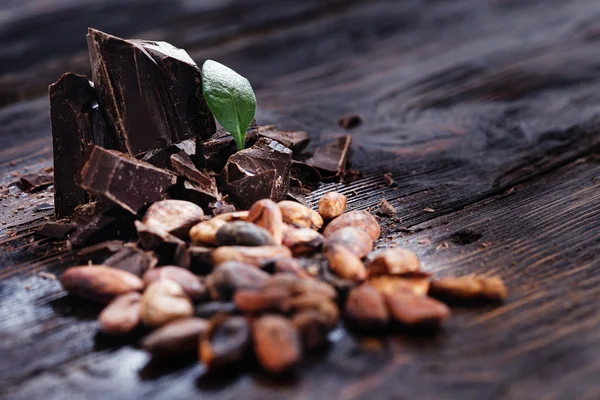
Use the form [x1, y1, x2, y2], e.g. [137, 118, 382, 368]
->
[200, 120, 259, 172]
[209, 198, 237, 215]
[87, 29, 216, 156]
[174, 245, 213, 275]
[19, 173, 53, 192]
[34, 203, 54, 212]
[67, 202, 136, 248]
[171, 152, 219, 200]
[219, 138, 292, 209]
[137, 139, 197, 170]
[290, 161, 321, 188]
[38, 220, 76, 239]
[104, 245, 158, 277]
[183, 181, 220, 208]
[135, 220, 185, 250]
[49, 73, 112, 218]
[77, 240, 127, 264]
[306, 135, 352, 178]
[78, 145, 177, 214]
[258, 126, 310, 154]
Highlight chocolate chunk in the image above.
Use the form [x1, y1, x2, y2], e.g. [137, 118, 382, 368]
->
[174, 245, 213, 275]
[306, 136, 352, 178]
[104, 245, 158, 277]
[19, 173, 53, 192]
[219, 138, 292, 208]
[209, 199, 237, 216]
[77, 240, 127, 264]
[135, 220, 185, 250]
[49, 73, 112, 218]
[258, 126, 310, 154]
[338, 113, 362, 130]
[290, 161, 321, 187]
[78, 145, 177, 214]
[67, 202, 136, 247]
[87, 28, 216, 156]
[38, 220, 76, 239]
[171, 152, 220, 206]
[200, 120, 259, 172]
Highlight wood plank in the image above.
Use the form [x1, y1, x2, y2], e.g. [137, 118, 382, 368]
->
[4, 159, 599, 399]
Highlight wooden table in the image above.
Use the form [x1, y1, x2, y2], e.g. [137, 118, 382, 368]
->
[2, 1, 600, 399]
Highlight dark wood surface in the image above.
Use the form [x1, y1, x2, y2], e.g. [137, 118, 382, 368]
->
[1, 1, 600, 399]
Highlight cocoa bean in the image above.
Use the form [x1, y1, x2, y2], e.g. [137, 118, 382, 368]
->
[234, 287, 290, 313]
[264, 273, 337, 299]
[143, 266, 207, 301]
[142, 199, 204, 239]
[344, 285, 389, 330]
[189, 219, 227, 246]
[253, 315, 301, 374]
[324, 243, 367, 282]
[270, 257, 309, 278]
[429, 276, 507, 304]
[60, 265, 144, 303]
[282, 227, 324, 256]
[142, 317, 210, 357]
[208, 261, 270, 300]
[318, 192, 347, 220]
[384, 291, 449, 327]
[277, 200, 323, 230]
[140, 280, 194, 327]
[199, 316, 251, 370]
[324, 227, 373, 259]
[195, 301, 238, 319]
[212, 245, 292, 268]
[212, 211, 249, 222]
[282, 293, 339, 328]
[247, 199, 284, 245]
[98, 292, 142, 335]
[292, 310, 332, 352]
[368, 273, 431, 296]
[367, 248, 420, 277]
[216, 221, 275, 247]
[323, 211, 380, 241]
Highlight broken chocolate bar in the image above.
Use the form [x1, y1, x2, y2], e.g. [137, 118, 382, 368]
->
[20, 173, 53, 192]
[201, 121, 259, 172]
[38, 220, 76, 240]
[258, 126, 310, 154]
[104, 245, 158, 277]
[306, 135, 352, 178]
[87, 28, 216, 156]
[49, 73, 112, 217]
[67, 202, 136, 248]
[219, 138, 292, 208]
[78, 145, 177, 215]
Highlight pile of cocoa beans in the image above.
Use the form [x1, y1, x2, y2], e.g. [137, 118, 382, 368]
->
[60, 193, 507, 375]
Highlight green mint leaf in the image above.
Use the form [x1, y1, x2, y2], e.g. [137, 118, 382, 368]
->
[201, 60, 256, 151]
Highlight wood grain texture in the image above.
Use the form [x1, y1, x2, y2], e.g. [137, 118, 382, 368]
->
[2, 0, 600, 398]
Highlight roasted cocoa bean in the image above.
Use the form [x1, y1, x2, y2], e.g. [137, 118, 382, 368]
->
[367, 248, 420, 276]
[213, 211, 249, 222]
[60, 265, 144, 303]
[323, 210, 380, 241]
[368, 273, 431, 296]
[318, 192, 347, 220]
[282, 227, 324, 256]
[324, 243, 367, 282]
[140, 280, 194, 327]
[199, 316, 251, 370]
[264, 273, 337, 299]
[142, 199, 204, 239]
[212, 245, 292, 268]
[292, 310, 331, 352]
[324, 227, 373, 259]
[216, 221, 275, 247]
[247, 199, 284, 245]
[143, 266, 207, 301]
[208, 261, 270, 300]
[270, 257, 309, 278]
[282, 293, 339, 328]
[142, 317, 210, 357]
[277, 200, 323, 230]
[195, 301, 238, 319]
[344, 285, 389, 330]
[234, 287, 290, 313]
[189, 218, 227, 246]
[384, 291, 449, 327]
[429, 276, 507, 304]
[253, 315, 301, 374]
[98, 292, 142, 335]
